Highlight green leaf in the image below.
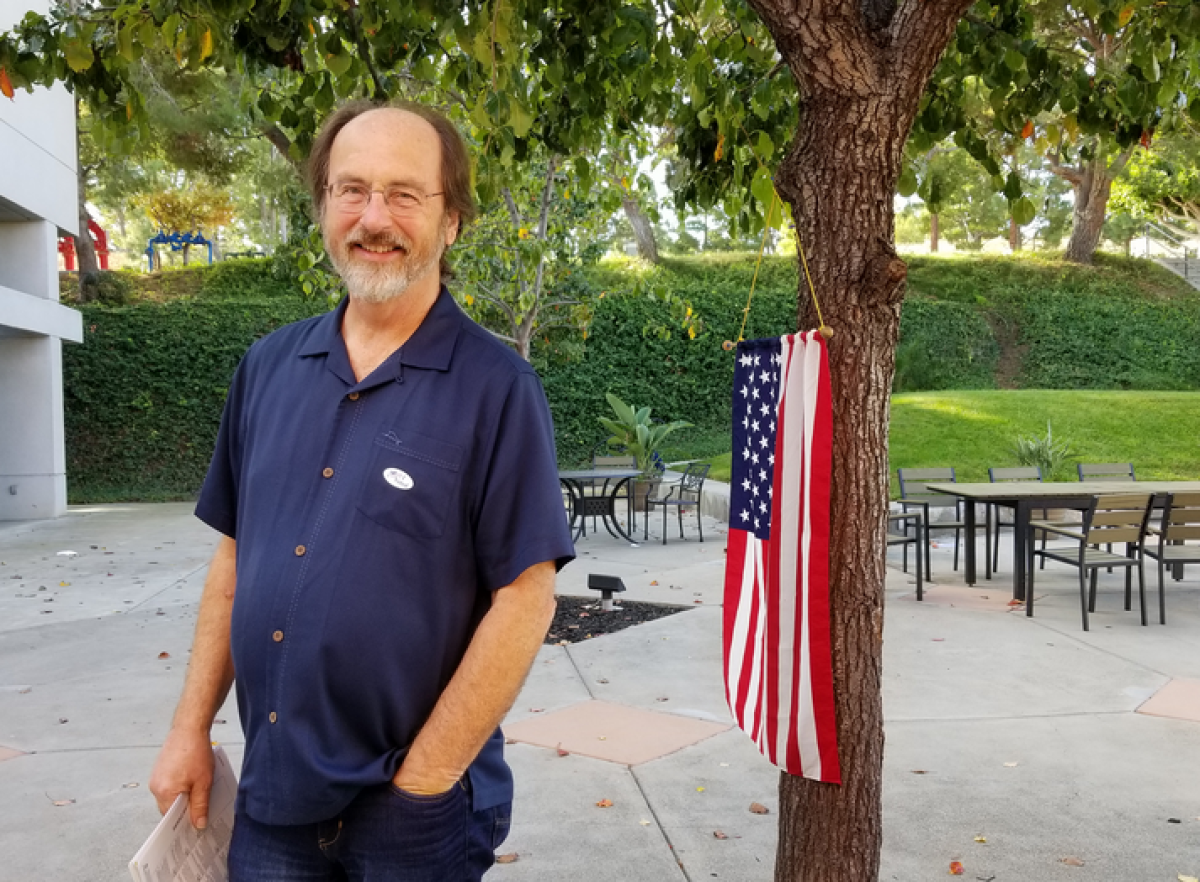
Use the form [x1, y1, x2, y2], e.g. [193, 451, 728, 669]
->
[1011, 196, 1036, 226]
[64, 38, 94, 73]
[755, 131, 774, 160]
[509, 101, 533, 138]
[116, 25, 135, 63]
[326, 51, 352, 77]
[897, 164, 919, 197]
[750, 166, 775, 208]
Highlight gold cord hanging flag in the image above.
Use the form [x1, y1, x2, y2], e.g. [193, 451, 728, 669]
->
[723, 187, 832, 352]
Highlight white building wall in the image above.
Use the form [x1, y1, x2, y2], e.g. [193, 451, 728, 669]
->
[0, 0, 83, 520]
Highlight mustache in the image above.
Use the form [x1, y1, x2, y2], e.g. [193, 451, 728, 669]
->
[345, 229, 411, 250]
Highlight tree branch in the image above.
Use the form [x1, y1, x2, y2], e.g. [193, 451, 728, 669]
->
[1045, 158, 1084, 188]
[501, 188, 522, 227]
[345, 7, 387, 96]
[259, 124, 300, 170]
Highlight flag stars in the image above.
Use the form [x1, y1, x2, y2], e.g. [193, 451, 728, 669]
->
[759, 435, 769, 449]
[751, 452, 760, 465]
[759, 370, 770, 384]
[760, 403, 771, 417]
[740, 385, 749, 399]
[742, 478, 751, 492]
[740, 353, 753, 368]
[751, 386, 760, 400]
[751, 419, 760, 433]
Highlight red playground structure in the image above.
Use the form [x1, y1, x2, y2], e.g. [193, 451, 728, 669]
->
[58, 218, 110, 270]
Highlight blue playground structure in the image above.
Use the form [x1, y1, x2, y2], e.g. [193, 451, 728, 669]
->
[145, 230, 213, 270]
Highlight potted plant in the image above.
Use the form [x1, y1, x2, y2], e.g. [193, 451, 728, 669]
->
[598, 392, 692, 512]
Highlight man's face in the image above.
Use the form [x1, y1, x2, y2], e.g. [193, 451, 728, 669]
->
[321, 109, 459, 304]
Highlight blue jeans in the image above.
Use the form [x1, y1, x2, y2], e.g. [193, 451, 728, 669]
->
[227, 781, 511, 881]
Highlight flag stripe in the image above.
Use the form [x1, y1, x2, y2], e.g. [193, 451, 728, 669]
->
[722, 331, 840, 784]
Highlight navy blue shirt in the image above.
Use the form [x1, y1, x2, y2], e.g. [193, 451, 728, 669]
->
[196, 289, 575, 826]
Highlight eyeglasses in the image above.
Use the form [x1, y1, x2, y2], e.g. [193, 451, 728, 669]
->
[325, 182, 444, 217]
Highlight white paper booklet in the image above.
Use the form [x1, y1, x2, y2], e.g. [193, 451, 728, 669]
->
[128, 745, 238, 882]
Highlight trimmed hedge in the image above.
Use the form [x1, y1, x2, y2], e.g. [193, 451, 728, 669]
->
[60, 255, 1200, 501]
[65, 297, 324, 501]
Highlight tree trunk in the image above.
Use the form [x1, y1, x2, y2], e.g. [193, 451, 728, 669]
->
[73, 97, 101, 299]
[622, 197, 660, 263]
[745, 0, 974, 878]
[1009, 216, 1020, 252]
[1061, 150, 1132, 264]
[929, 212, 939, 252]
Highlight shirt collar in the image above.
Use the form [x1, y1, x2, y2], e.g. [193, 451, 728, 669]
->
[297, 287, 462, 374]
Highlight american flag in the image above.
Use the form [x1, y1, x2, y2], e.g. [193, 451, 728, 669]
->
[722, 332, 839, 783]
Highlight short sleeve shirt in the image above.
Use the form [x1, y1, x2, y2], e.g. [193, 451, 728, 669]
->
[196, 289, 575, 826]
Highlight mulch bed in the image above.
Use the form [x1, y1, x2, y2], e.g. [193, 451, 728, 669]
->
[545, 595, 691, 644]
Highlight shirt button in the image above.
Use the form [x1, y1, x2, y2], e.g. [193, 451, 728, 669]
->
[348, 392, 360, 401]
[272, 630, 284, 643]
[269, 712, 278, 723]
[322, 467, 334, 478]
[295, 545, 306, 557]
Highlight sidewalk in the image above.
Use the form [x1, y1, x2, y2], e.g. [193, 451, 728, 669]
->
[1, 504, 1198, 881]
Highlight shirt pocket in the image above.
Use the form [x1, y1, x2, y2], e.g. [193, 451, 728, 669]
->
[356, 429, 464, 539]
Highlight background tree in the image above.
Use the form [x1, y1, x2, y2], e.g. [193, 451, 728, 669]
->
[137, 183, 235, 265]
[1110, 128, 1200, 234]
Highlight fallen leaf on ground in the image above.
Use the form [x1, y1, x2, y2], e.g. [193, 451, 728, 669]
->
[157, 652, 171, 659]
[53, 799, 75, 806]
[123, 782, 139, 789]
[1061, 856, 1085, 867]
[656, 697, 669, 702]
[713, 830, 728, 840]
[18, 687, 31, 694]
[556, 743, 570, 757]
[974, 835, 987, 843]
[749, 802, 769, 815]
[696, 786, 705, 792]
[649, 580, 658, 585]
[1177, 875, 1198, 882]
[528, 707, 544, 713]
[596, 678, 609, 684]
[598, 735, 607, 740]
[596, 798, 613, 808]
[949, 860, 964, 875]
[639, 819, 651, 826]
[1007, 599, 1023, 607]
[1003, 762, 1018, 767]
[911, 770, 930, 775]
[1168, 818, 1181, 823]
[59, 581, 70, 586]
[495, 853, 519, 864]
[58, 718, 68, 724]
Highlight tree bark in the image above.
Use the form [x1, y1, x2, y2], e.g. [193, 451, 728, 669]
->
[73, 96, 101, 298]
[1058, 149, 1132, 264]
[744, 0, 975, 878]
[929, 212, 939, 253]
[622, 197, 660, 263]
[1009, 216, 1020, 252]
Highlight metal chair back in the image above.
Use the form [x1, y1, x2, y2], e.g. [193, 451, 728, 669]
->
[1077, 462, 1136, 482]
[989, 466, 1042, 482]
[1159, 492, 1200, 543]
[897, 467, 960, 509]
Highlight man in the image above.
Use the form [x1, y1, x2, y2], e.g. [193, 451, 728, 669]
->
[148, 100, 576, 881]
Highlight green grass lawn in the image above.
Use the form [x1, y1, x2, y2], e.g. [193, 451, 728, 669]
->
[705, 390, 1200, 491]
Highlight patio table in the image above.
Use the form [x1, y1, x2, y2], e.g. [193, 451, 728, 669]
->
[558, 468, 644, 545]
[925, 480, 1200, 602]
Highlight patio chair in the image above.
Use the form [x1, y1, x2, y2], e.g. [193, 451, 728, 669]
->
[1077, 462, 1136, 482]
[887, 510, 924, 600]
[643, 462, 710, 545]
[897, 467, 966, 579]
[1027, 493, 1153, 631]
[1076, 463, 1136, 569]
[585, 450, 637, 533]
[1142, 492, 1200, 625]
[986, 466, 1042, 578]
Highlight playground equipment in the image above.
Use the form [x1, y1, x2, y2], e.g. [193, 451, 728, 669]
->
[145, 230, 213, 270]
[57, 218, 110, 270]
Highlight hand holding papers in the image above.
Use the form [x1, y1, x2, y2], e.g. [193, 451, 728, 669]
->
[129, 745, 237, 882]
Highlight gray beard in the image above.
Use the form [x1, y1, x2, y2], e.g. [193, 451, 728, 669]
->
[325, 230, 443, 304]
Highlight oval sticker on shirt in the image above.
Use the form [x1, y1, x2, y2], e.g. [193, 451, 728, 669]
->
[383, 468, 414, 490]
